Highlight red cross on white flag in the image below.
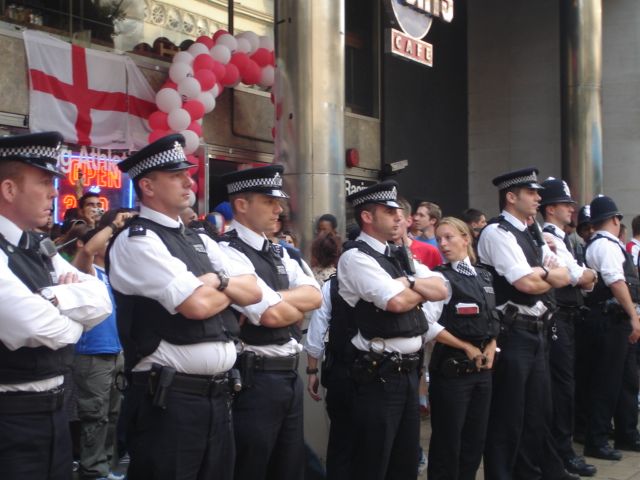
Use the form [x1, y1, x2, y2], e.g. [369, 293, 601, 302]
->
[23, 30, 156, 150]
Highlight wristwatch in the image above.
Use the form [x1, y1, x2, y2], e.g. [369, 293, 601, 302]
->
[406, 275, 416, 290]
[216, 271, 230, 291]
[306, 367, 319, 375]
[38, 287, 59, 307]
[541, 266, 550, 280]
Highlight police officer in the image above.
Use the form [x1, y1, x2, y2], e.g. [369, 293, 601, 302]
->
[107, 134, 261, 480]
[478, 168, 572, 479]
[217, 164, 322, 480]
[337, 180, 448, 480]
[582, 195, 640, 460]
[0, 131, 112, 479]
[539, 178, 598, 477]
[427, 216, 500, 480]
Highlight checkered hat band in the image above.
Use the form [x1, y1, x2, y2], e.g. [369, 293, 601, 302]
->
[127, 147, 187, 179]
[351, 190, 396, 207]
[226, 176, 283, 194]
[0, 145, 59, 160]
[496, 174, 538, 190]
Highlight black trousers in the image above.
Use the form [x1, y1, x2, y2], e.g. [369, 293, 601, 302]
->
[547, 309, 577, 460]
[350, 368, 420, 480]
[582, 311, 631, 449]
[233, 370, 304, 480]
[484, 326, 549, 480]
[324, 361, 355, 480]
[427, 369, 492, 480]
[0, 405, 71, 480]
[614, 342, 640, 444]
[573, 313, 590, 438]
[124, 384, 234, 480]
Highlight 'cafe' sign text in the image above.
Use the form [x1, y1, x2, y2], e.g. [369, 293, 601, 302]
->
[385, 0, 454, 67]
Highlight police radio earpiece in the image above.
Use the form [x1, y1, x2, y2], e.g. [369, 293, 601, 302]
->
[39, 237, 58, 258]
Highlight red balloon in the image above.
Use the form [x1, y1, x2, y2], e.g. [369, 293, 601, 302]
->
[194, 69, 217, 91]
[213, 30, 228, 42]
[183, 100, 205, 121]
[190, 181, 199, 194]
[193, 53, 215, 72]
[271, 127, 276, 139]
[162, 80, 178, 90]
[241, 60, 261, 85]
[251, 48, 271, 67]
[211, 61, 226, 81]
[229, 52, 250, 72]
[221, 63, 240, 86]
[148, 110, 169, 130]
[187, 120, 202, 137]
[195, 36, 214, 49]
[148, 129, 169, 143]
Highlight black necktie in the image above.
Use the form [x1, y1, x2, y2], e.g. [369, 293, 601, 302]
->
[563, 234, 575, 257]
[18, 232, 30, 249]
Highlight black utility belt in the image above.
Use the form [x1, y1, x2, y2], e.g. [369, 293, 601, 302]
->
[501, 312, 545, 333]
[0, 386, 64, 414]
[354, 350, 421, 373]
[132, 368, 233, 400]
[235, 352, 300, 372]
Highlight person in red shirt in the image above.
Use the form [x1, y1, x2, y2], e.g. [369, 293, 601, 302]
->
[398, 197, 442, 269]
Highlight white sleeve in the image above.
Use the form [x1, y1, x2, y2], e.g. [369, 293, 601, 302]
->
[199, 234, 254, 276]
[587, 240, 626, 286]
[550, 236, 584, 286]
[108, 228, 203, 314]
[304, 281, 332, 359]
[478, 225, 533, 284]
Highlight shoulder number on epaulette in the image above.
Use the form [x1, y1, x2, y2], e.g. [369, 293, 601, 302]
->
[129, 225, 147, 237]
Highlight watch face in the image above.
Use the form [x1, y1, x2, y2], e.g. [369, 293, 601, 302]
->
[40, 287, 54, 299]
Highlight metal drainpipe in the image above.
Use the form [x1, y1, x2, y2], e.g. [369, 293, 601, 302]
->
[274, 0, 346, 257]
[561, 0, 603, 204]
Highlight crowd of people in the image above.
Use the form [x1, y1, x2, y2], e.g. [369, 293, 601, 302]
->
[2, 129, 640, 480]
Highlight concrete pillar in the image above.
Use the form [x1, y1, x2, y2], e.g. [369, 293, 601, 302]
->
[274, 0, 345, 254]
[561, 0, 603, 203]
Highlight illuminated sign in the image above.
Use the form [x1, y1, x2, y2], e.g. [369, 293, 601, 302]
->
[384, 0, 454, 67]
[53, 146, 135, 223]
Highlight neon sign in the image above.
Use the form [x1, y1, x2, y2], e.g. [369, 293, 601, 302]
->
[53, 146, 134, 223]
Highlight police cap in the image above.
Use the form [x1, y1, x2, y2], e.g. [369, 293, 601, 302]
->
[0, 131, 64, 177]
[118, 134, 192, 180]
[539, 177, 576, 206]
[346, 180, 401, 209]
[222, 164, 288, 198]
[589, 195, 623, 224]
[492, 167, 543, 190]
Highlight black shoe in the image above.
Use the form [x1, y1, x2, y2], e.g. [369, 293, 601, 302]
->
[564, 456, 597, 477]
[614, 438, 640, 452]
[584, 444, 622, 461]
[554, 470, 580, 480]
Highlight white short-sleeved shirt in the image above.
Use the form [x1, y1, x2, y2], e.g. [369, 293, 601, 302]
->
[585, 230, 627, 287]
[108, 205, 253, 375]
[0, 215, 112, 392]
[543, 222, 587, 287]
[304, 280, 332, 360]
[337, 232, 445, 354]
[478, 211, 562, 316]
[218, 220, 321, 358]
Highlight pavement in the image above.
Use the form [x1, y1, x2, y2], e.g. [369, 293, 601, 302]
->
[419, 417, 640, 479]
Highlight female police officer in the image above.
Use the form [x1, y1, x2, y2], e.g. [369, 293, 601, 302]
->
[427, 217, 500, 480]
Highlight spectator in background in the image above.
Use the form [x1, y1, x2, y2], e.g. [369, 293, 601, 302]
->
[626, 215, 640, 269]
[71, 210, 135, 480]
[310, 231, 342, 285]
[619, 223, 628, 244]
[413, 201, 442, 249]
[577, 205, 594, 244]
[77, 192, 103, 228]
[179, 207, 198, 226]
[55, 221, 93, 262]
[316, 214, 338, 237]
[205, 211, 227, 235]
[462, 208, 487, 255]
[214, 201, 233, 223]
[397, 197, 442, 269]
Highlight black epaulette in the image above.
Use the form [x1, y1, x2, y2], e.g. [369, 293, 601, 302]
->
[490, 215, 508, 231]
[128, 224, 147, 237]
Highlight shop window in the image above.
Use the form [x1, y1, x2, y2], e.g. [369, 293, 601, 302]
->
[345, 0, 379, 117]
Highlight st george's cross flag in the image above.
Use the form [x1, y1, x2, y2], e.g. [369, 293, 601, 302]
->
[23, 30, 156, 150]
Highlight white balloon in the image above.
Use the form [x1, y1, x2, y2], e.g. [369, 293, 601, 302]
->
[188, 42, 210, 57]
[169, 63, 193, 83]
[197, 91, 216, 113]
[167, 108, 191, 131]
[258, 35, 274, 51]
[236, 38, 251, 54]
[156, 88, 182, 113]
[187, 190, 196, 207]
[211, 84, 221, 98]
[178, 77, 202, 100]
[216, 33, 238, 52]
[238, 31, 259, 54]
[181, 129, 200, 155]
[259, 66, 275, 87]
[210, 44, 231, 64]
[173, 51, 194, 65]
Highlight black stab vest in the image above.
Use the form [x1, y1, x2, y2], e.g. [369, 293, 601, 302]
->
[584, 233, 640, 305]
[480, 217, 544, 307]
[0, 233, 73, 383]
[542, 225, 584, 307]
[106, 218, 239, 373]
[325, 275, 356, 360]
[221, 230, 301, 346]
[343, 240, 428, 340]
[434, 264, 500, 342]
